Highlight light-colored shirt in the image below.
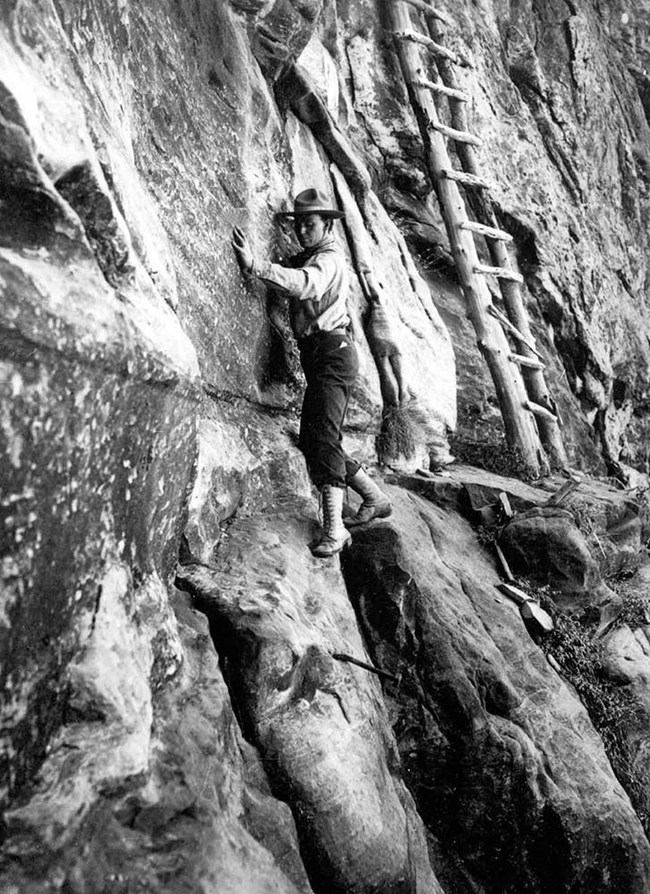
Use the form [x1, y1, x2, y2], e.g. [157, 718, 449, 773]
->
[251, 236, 350, 339]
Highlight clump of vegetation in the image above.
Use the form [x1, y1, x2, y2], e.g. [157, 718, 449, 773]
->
[476, 524, 499, 547]
[565, 497, 604, 538]
[542, 610, 631, 745]
[534, 589, 649, 832]
[565, 496, 650, 581]
[448, 433, 536, 481]
[377, 406, 416, 463]
[615, 590, 650, 630]
[564, 497, 611, 565]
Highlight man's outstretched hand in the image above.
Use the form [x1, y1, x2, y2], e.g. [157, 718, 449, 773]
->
[232, 227, 254, 273]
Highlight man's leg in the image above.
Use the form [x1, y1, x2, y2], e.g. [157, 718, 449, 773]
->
[344, 465, 393, 527]
[298, 334, 357, 556]
[298, 335, 358, 489]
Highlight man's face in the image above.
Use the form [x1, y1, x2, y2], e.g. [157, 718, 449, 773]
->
[294, 213, 328, 248]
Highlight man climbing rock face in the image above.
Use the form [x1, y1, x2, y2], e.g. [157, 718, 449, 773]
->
[232, 187, 392, 557]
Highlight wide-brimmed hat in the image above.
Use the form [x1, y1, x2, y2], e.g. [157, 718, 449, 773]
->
[278, 188, 345, 219]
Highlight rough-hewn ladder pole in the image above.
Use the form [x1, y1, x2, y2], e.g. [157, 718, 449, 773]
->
[422, 11, 568, 469]
[389, 1, 545, 475]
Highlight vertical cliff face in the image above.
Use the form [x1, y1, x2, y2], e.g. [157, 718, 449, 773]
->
[2, 0, 650, 892]
[487, 0, 650, 478]
[398, 0, 650, 476]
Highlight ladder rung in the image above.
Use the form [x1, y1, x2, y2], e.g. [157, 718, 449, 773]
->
[441, 168, 493, 189]
[509, 353, 546, 371]
[525, 400, 559, 424]
[460, 221, 513, 242]
[393, 29, 459, 64]
[474, 263, 523, 283]
[414, 77, 468, 102]
[487, 305, 542, 358]
[429, 121, 482, 145]
[401, 0, 454, 26]
[498, 492, 514, 518]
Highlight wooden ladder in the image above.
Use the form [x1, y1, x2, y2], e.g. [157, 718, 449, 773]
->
[388, 0, 568, 474]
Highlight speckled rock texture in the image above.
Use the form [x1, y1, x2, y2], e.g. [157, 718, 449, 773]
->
[3, 0, 650, 891]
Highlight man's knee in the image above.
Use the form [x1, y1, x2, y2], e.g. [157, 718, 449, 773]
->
[345, 458, 361, 480]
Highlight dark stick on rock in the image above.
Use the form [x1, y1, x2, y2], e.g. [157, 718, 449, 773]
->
[331, 652, 399, 684]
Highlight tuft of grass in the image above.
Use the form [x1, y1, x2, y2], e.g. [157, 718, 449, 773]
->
[377, 406, 416, 462]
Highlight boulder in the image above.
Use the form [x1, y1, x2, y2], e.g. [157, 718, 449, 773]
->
[602, 625, 650, 693]
[601, 623, 650, 839]
[498, 507, 619, 616]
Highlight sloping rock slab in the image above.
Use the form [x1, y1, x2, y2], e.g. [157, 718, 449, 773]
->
[177, 504, 443, 894]
[341, 486, 650, 894]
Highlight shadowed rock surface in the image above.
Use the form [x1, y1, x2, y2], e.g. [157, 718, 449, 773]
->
[2, 0, 650, 891]
[341, 485, 650, 894]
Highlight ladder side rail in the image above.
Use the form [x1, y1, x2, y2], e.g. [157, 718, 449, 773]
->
[423, 11, 568, 468]
[389, 1, 545, 474]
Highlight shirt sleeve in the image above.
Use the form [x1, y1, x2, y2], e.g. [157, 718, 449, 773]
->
[251, 254, 339, 302]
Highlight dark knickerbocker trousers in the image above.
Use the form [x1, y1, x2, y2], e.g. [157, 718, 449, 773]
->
[298, 330, 361, 489]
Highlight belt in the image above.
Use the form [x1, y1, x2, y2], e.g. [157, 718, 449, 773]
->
[300, 326, 349, 342]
